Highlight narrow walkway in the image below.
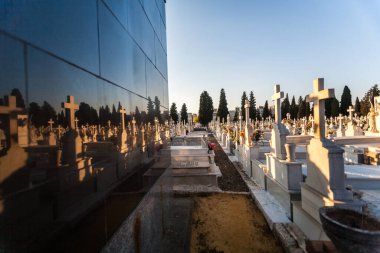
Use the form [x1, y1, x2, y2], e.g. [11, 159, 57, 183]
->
[209, 135, 249, 192]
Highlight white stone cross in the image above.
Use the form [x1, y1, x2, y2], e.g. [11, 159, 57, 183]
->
[306, 78, 335, 139]
[244, 99, 250, 127]
[48, 118, 54, 131]
[0, 95, 24, 145]
[347, 106, 354, 121]
[74, 117, 79, 130]
[271, 84, 284, 125]
[62, 95, 79, 130]
[338, 113, 344, 129]
[119, 106, 126, 130]
[132, 116, 137, 135]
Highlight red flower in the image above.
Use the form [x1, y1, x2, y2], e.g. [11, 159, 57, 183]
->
[208, 142, 217, 150]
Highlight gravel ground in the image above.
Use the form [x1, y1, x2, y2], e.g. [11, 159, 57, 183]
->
[209, 135, 249, 192]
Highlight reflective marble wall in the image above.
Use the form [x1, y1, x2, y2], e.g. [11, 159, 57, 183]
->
[0, 0, 168, 119]
[0, 1, 168, 250]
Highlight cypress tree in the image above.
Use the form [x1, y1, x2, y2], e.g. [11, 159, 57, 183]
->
[233, 110, 238, 122]
[262, 100, 270, 119]
[217, 88, 229, 122]
[281, 93, 290, 119]
[147, 97, 154, 123]
[240, 91, 248, 121]
[354, 97, 361, 116]
[360, 84, 379, 116]
[198, 91, 214, 126]
[11, 88, 25, 108]
[305, 99, 311, 117]
[169, 103, 179, 123]
[289, 96, 298, 119]
[256, 108, 261, 120]
[325, 98, 332, 118]
[297, 96, 306, 119]
[331, 98, 340, 117]
[340, 85, 352, 115]
[249, 91, 257, 120]
[180, 103, 188, 123]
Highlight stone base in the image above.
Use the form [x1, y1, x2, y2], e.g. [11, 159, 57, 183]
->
[300, 183, 362, 222]
[292, 201, 329, 241]
[266, 153, 303, 191]
[343, 145, 364, 164]
[171, 163, 221, 187]
[365, 131, 380, 137]
[251, 160, 266, 189]
[266, 175, 301, 219]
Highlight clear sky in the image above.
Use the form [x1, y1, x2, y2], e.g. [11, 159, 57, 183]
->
[166, 0, 380, 113]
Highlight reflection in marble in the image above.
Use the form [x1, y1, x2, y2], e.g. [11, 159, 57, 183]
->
[0, 0, 168, 251]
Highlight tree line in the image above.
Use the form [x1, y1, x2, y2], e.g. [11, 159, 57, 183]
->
[0, 89, 167, 128]
[185, 84, 380, 126]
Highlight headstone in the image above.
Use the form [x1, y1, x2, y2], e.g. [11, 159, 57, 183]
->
[270, 84, 288, 160]
[293, 78, 359, 240]
[61, 96, 83, 165]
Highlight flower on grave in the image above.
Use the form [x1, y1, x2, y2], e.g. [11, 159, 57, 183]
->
[250, 129, 263, 143]
[208, 142, 217, 150]
[327, 129, 335, 135]
[239, 131, 245, 138]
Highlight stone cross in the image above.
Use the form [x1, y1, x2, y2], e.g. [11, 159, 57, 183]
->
[306, 78, 335, 139]
[119, 106, 126, 130]
[0, 96, 24, 146]
[244, 100, 250, 128]
[62, 95, 79, 130]
[347, 106, 354, 121]
[271, 84, 284, 125]
[48, 118, 54, 131]
[338, 113, 344, 129]
[132, 117, 137, 135]
[74, 117, 79, 130]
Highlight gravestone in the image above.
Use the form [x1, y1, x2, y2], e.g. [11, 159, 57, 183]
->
[0, 95, 28, 190]
[293, 78, 361, 240]
[265, 84, 303, 217]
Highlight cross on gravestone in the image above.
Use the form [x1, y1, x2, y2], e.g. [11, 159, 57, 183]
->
[62, 95, 79, 130]
[306, 78, 335, 139]
[338, 113, 344, 128]
[48, 118, 54, 131]
[347, 106, 354, 121]
[132, 117, 137, 135]
[107, 120, 111, 128]
[271, 84, 284, 125]
[74, 117, 79, 130]
[0, 96, 24, 146]
[119, 106, 126, 130]
[244, 99, 250, 127]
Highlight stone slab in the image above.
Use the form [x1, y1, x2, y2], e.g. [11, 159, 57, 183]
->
[292, 201, 329, 241]
[266, 153, 303, 191]
[266, 175, 301, 220]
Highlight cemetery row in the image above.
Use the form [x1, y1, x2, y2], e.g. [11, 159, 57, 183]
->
[0, 93, 193, 252]
[212, 78, 380, 250]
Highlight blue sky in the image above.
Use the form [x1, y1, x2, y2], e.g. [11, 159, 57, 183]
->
[166, 0, 380, 113]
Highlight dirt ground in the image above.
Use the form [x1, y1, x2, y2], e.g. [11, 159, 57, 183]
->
[191, 193, 284, 253]
[209, 135, 249, 192]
